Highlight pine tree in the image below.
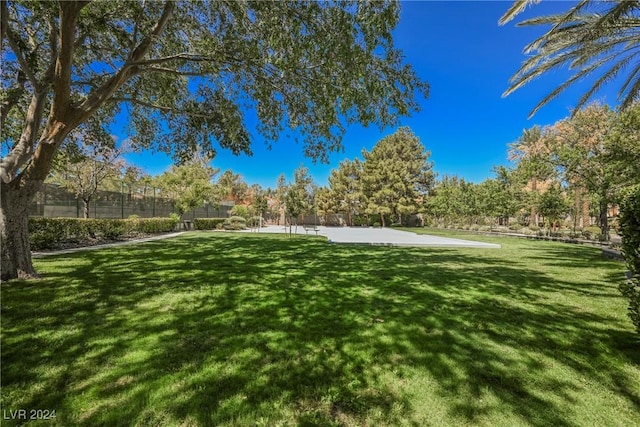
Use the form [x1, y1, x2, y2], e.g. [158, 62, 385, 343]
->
[328, 159, 363, 226]
[361, 127, 434, 226]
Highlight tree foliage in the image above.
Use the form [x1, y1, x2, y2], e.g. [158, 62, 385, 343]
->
[285, 164, 314, 223]
[543, 103, 619, 239]
[1, 0, 428, 279]
[328, 159, 363, 226]
[217, 170, 249, 204]
[361, 127, 434, 226]
[48, 126, 127, 218]
[536, 184, 570, 231]
[500, 0, 640, 117]
[617, 184, 640, 334]
[154, 157, 218, 216]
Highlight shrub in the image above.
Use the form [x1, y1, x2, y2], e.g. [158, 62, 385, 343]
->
[29, 218, 125, 249]
[29, 217, 177, 250]
[230, 205, 250, 220]
[617, 185, 640, 334]
[582, 226, 602, 240]
[194, 218, 226, 230]
[127, 218, 177, 233]
[373, 222, 381, 227]
[29, 218, 66, 250]
[352, 215, 370, 227]
[223, 216, 247, 230]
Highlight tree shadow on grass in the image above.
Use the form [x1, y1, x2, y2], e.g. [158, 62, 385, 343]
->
[1, 233, 637, 426]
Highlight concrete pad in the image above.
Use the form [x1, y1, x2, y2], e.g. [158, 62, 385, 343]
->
[244, 226, 500, 248]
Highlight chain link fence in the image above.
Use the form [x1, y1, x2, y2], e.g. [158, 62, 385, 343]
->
[29, 183, 234, 220]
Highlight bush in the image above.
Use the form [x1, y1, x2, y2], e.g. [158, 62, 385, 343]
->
[29, 218, 125, 249]
[230, 205, 250, 219]
[352, 215, 370, 227]
[581, 225, 602, 240]
[373, 222, 381, 227]
[29, 218, 66, 250]
[193, 218, 226, 230]
[29, 217, 177, 250]
[617, 185, 640, 334]
[126, 218, 177, 234]
[223, 216, 247, 230]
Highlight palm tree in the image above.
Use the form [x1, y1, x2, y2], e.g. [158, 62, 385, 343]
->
[500, 0, 640, 117]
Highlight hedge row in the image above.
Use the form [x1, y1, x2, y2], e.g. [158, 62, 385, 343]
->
[193, 218, 226, 230]
[618, 185, 640, 335]
[29, 217, 178, 250]
[193, 217, 248, 230]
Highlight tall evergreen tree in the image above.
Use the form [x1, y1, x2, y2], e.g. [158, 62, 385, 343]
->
[328, 159, 363, 226]
[361, 127, 434, 226]
[314, 187, 337, 225]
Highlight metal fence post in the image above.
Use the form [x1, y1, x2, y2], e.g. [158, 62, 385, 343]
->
[121, 181, 124, 219]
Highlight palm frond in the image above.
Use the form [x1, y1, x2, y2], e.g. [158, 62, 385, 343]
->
[498, 0, 540, 26]
[503, 0, 640, 116]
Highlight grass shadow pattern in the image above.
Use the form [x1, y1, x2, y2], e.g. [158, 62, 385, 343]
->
[1, 231, 639, 426]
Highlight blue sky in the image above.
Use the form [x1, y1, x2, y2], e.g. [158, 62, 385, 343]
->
[123, 1, 622, 189]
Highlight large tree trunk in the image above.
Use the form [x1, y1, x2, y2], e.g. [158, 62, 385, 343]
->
[581, 187, 590, 227]
[530, 178, 538, 226]
[1, 179, 42, 281]
[599, 198, 609, 241]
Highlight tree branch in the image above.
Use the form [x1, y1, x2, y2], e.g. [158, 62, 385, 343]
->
[129, 53, 221, 66]
[0, 74, 26, 132]
[110, 97, 218, 119]
[74, 0, 175, 122]
[136, 66, 212, 77]
[51, 1, 88, 120]
[0, 90, 48, 183]
[1, 1, 39, 87]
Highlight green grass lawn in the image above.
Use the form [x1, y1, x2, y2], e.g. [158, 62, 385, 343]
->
[1, 231, 639, 426]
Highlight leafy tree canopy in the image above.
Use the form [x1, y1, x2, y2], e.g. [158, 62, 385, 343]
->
[154, 156, 219, 215]
[1, 0, 428, 184]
